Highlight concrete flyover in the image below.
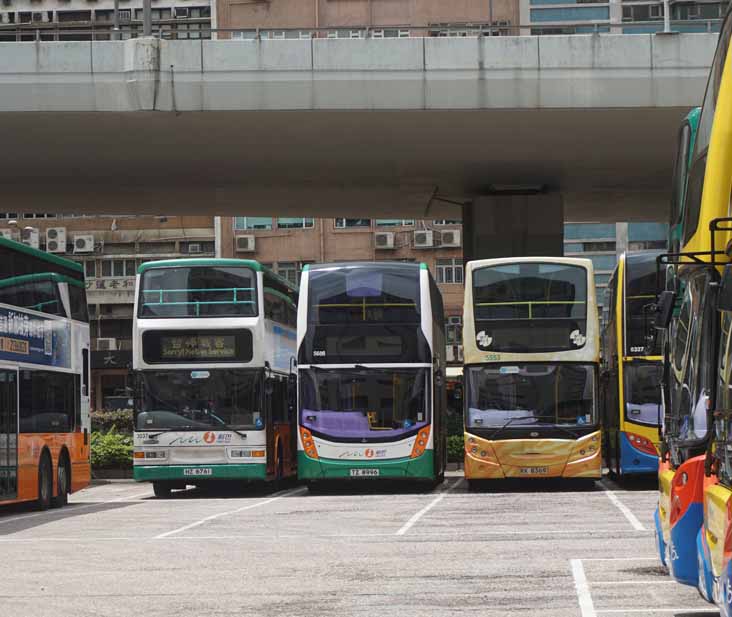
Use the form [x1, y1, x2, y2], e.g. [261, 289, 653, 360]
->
[0, 34, 717, 219]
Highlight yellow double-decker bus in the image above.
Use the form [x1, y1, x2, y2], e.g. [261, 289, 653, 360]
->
[601, 251, 663, 479]
[462, 257, 601, 487]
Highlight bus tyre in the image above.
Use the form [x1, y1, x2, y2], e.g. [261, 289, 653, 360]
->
[467, 479, 481, 493]
[153, 482, 172, 499]
[36, 455, 52, 511]
[51, 456, 69, 508]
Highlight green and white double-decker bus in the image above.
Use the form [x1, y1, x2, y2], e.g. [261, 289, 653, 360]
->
[132, 259, 298, 497]
[296, 262, 447, 486]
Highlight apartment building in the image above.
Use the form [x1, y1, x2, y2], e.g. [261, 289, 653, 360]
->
[219, 215, 466, 364]
[0, 0, 211, 40]
[217, 0, 519, 37]
[0, 213, 215, 411]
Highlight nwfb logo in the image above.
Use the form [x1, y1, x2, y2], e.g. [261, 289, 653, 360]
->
[570, 329, 586, 347]
[476, 331, 493, 349]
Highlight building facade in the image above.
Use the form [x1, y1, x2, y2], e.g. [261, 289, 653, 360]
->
[521, 0, 727, 35]
[0, 213, 215, 411]
[218, 0, 519, 37]
[0, 0, 210, 39]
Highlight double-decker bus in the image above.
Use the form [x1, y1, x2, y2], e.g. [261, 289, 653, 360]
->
[652, 5, 732, 598]
[601, 251, 663, 479]
[668, 107, 701, 254]
[462, 257, 601, 485]
[0, 237, 90, 510]
[296, 262, 447, 485]
[132, 259, 298, 497]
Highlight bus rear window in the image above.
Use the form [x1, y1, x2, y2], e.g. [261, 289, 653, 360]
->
[472, 262, 588, 353]
[139, 266, 257, 318]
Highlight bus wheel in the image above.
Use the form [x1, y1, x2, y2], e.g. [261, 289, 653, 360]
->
[51, 456, 70, 508]
[36, 454, 52, 511]
[467, 479, 481, 492]
[153, 482, 172, 499]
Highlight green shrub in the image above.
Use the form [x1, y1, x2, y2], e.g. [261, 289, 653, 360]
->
[91, 429, 133, 469]
[91, 409, 134, 435]
[447, 434, 464, 463]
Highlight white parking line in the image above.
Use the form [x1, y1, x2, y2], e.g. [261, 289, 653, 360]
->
[596, 610, 719, 614]
[571, 558, 597, 617]
[603, 489, 646, 531]
[395, 478, 464, 536]
[590, 580, 677, 585]
[0, 489, 152, 526]
[582, 557, 657, 562]
[154, 487, 306, 539]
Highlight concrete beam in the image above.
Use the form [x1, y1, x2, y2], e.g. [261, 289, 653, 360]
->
[0, 34, 717, 113]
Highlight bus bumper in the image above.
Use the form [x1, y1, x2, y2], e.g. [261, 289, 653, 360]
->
[133, 463, 267, 482]
[297, 451, 434, 480]
[669, 501, 704, 586]
[619, 432, 658, 475]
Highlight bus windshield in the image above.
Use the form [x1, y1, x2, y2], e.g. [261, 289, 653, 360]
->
[139, 266, 257, 318]
[625, 253, 662, 356]
[465, 364, 597, 428]
[299, 367, 430, 439]
[624, 362, 662, 426]
[472, 262, 588, 353]
[137, 369, 263, 430]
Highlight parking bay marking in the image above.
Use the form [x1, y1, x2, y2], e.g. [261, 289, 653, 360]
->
[603, 489, 646, 531]
[395, 478, 464, 536]
[154, 486, 307, 539]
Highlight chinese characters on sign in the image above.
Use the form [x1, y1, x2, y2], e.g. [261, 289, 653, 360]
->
[160, 334, 237, 361]
[85, 278, 135, 291]
[0, 307, 70, 368]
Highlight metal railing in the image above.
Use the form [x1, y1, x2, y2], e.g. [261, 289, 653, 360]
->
[0, 18, 723, 42]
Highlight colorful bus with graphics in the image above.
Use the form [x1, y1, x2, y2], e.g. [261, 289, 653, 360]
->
[601, 251, 663, 478]
[652, 5, 732, 595]
[462, 257, 601, 485]
[0, 237, 91, 510]
[132, 259, 298, 497]
[296, 262, 447, 485]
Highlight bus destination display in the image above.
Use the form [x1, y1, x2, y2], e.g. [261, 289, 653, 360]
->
[160, 334, 236, 361]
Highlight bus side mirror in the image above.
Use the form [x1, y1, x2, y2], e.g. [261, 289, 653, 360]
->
[718, 265, 732, 312]
[655, 291, 676, 330]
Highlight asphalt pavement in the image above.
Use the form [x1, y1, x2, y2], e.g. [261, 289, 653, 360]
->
[0, 473, 718, 617]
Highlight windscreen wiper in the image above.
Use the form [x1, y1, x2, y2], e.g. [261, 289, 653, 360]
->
[209, 414, 248, 439]
[488, 415, 537, 441]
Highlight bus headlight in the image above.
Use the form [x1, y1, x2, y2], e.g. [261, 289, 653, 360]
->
[230, 449, 266, 458]
[300, 428, 319, 460]
[136, 450, 167, 460]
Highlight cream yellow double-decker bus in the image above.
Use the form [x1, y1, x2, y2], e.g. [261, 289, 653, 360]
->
[463, 257, 601, 487]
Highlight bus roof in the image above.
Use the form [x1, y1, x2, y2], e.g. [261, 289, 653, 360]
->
[304, 261, 428, 272]
[0, 235, 83, 274]
[466, 256, 593, 273]
[0, 272, 85, 289]
[137, 258, 298, 292]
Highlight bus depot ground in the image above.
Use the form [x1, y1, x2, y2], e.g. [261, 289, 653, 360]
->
[0, 473, 718, 617]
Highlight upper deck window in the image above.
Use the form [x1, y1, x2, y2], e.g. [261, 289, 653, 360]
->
[472, 262, 588, 353]
[139, 266, 257, 319]
[308, 266, 420, 325]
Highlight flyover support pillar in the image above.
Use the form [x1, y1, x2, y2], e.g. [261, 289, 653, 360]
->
[462, 193, 564, 262]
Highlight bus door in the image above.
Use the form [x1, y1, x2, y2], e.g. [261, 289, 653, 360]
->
[0, 370, 18, 500]
[264, 376, 275, 477]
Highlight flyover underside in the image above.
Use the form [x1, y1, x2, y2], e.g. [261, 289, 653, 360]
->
[1, 107, 684, 221]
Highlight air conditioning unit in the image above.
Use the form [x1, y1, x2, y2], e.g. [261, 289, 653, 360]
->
[46, 227, 67, 253]
[96, 338, 117, 351]
[440, 229, 461, 248]
[374, 232, 395, 250]
[20, 227, 40, 250]
[413, 230, 435, 249]
[187, 242, 202, 254]
[236, 235, 255, 252]
[73, 234, 95, 254]
[174, 7, 189, 18]
[118, 8, 131, 21]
